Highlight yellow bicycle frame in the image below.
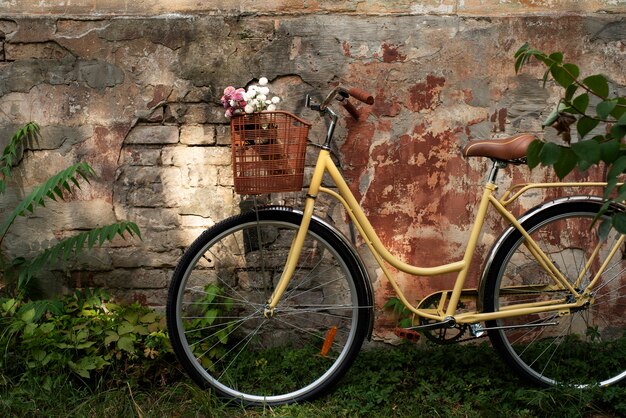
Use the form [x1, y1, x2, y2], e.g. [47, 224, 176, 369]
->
[266, 147, 623, 325]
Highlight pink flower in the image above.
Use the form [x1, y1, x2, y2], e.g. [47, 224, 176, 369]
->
[220, 79, 281, 117]
[231, 88, 245, 102]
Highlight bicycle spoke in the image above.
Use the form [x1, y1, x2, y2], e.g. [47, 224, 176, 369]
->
[167, 210, 370, 404]
[485, 202, 626, 387]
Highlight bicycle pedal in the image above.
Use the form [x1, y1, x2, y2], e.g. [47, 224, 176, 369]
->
[394, 327, 421, 342]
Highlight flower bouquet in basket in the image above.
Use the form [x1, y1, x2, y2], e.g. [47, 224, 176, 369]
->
[221, 77, 311, 195]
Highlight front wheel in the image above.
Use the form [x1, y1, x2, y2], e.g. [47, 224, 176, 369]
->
[166, 207, 372, 405]
[483, 198, 626, 387]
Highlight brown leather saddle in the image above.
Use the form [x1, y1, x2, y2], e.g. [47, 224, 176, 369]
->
[462, 134, 536, 163]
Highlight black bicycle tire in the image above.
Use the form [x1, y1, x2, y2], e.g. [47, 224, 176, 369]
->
[166, 207, 372, 405]
[483, 199, 626, 387]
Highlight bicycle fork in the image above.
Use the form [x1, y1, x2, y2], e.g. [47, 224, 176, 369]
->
[264, 195, 316, 316]
[263, 152, 329, 316]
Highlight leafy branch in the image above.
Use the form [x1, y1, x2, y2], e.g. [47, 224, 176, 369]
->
[0, 162, 95, 244]
[0, 123, 141, 295]
[0, 122, 39, 195]
[515, 43, 626, 232]
[17, 222, 141, 289]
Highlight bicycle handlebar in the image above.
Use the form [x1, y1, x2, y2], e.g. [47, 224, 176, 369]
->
[346, 88, 374, 105]
[308, 86, 375, 121]
[341, 100, 360, 120]
[305, 86, 375, 146]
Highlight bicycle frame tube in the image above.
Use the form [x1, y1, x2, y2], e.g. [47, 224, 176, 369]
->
[268, 149, 474, 313]
[266, 149, 620, 323]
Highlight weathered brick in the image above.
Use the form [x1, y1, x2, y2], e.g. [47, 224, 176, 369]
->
[160, 145, 231, 166]
[180, 124, 215, 145]
[119, 146, 162, 166]
[125, 125, 179, 144]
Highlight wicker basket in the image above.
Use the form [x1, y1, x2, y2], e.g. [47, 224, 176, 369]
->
[231, 111, 311, 194]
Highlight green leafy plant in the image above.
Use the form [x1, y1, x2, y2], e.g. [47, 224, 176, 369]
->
[183, 283, 233, 370]
[0, 122, 141, 294]
[0, 289, 173, 389]
[514, 44, 626, 231]
[383, 296, 413, 328]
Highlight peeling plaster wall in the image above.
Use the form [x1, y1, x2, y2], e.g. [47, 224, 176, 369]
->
[1, 1, 625, 339]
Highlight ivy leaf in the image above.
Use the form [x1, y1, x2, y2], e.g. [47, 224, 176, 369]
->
[68, 356, 109, 379]
[538, 142, 561, 166]
[104, 331, 120, 345]
[550, 63, 579, 88]
[117, 321, 135, 335]
[526, 140, 544, 169]
[612, 212, 626, 235]
[564, 84, 578, 101]
[598, 218, 613, 241]
[607, 155, 626, 179]
[612, 183, 626, 205]
[610, 98, 626, 119]
[571, 139, 601, 168]
[553, 147, 577, 179]
[576, 116, 600, 139]
[600, 139, 621, 164]
[20, 308, 36, 323]
[548, 52, 564, 63]
[117, 335, 135, 353]
[572, 93, 590, 114]
[610, 112, 626, 140]
[611, 123, 626, 140]
[583, 74, 609, 98]
[597, 99, 618, 120]
[139, 312, 158, 323]
[604, 155, 626, 198]
[132, 324, 149, 336]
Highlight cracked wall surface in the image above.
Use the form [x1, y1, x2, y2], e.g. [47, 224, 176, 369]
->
[0, 2, 625, 338]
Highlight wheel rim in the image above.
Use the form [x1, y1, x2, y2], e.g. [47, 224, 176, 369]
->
[172, 218, 362, 404]
[492, 209, 626, 387]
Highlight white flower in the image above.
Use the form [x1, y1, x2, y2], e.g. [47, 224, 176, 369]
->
[271, 96, 281, 104]
[259, 77, 268, 86]
[259, 86, 270, 96]
[257, 94, 267, 102]
[244, 104, 255, 114]
[267, 104, 277, 111]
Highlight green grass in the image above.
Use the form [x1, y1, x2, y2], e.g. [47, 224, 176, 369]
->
[2, 342, 625, 417]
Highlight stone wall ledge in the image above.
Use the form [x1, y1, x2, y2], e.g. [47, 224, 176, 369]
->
[1, 1, 624, 18]
[2, 11, 626, 18]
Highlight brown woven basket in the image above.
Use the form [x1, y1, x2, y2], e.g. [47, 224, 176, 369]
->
[230, 111, 311, 195]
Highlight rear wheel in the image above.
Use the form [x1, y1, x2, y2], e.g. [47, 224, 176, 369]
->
[167, 208, 371, 405]
[483, 199, 626, 387]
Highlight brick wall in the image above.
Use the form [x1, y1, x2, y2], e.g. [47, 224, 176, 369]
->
[1, 1, 624, 338]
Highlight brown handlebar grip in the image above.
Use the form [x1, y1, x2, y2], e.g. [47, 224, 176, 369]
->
[342, 100, 360, 120]
[348, 88, 374, 105]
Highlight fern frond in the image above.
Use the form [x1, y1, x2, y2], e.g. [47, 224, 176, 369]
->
[0, 122, 40, 195]
[0, 162, 95, 241]
[17, 221, 142, 290]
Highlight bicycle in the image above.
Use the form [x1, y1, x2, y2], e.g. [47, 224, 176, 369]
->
[166, 86, 626, 406]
